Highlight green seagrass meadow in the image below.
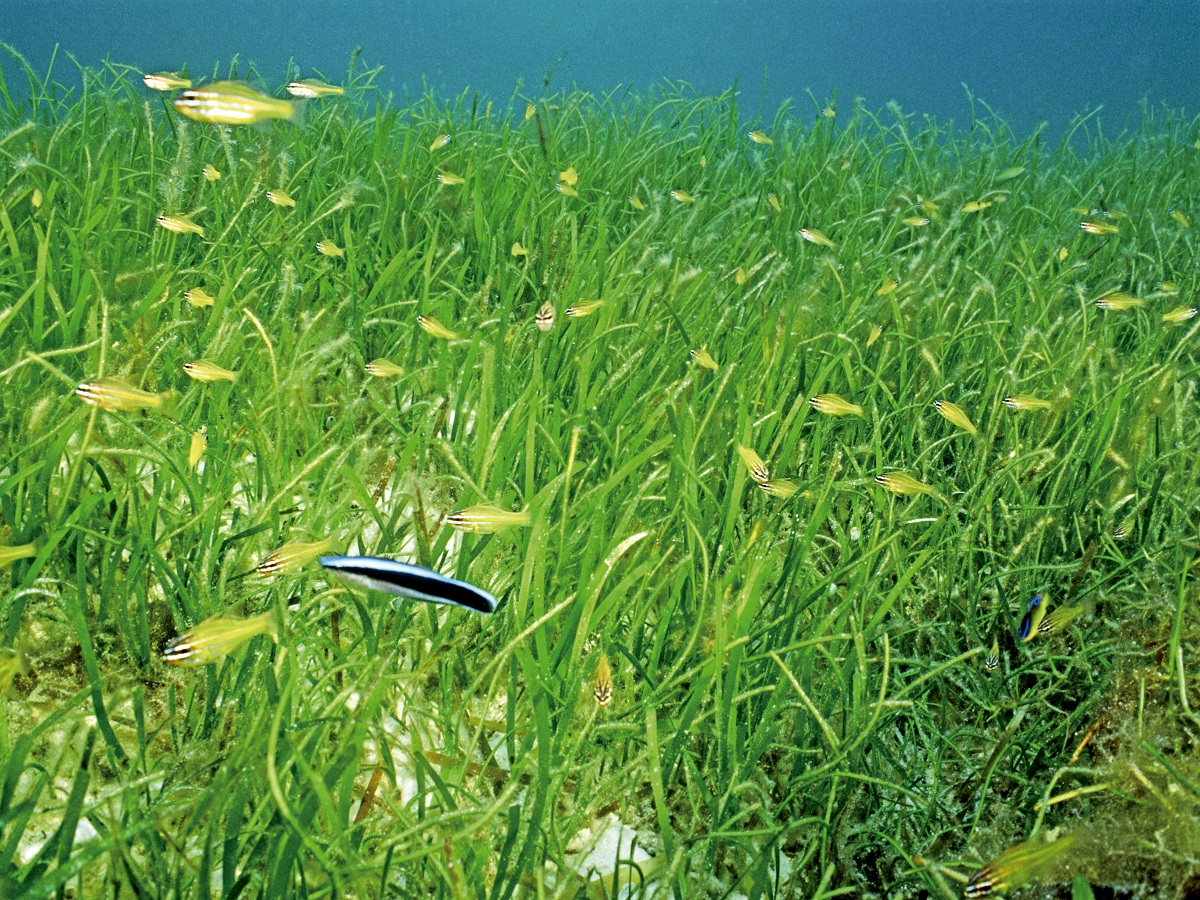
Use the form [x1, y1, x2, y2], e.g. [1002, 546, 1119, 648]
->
[1, 48, 1199, 898]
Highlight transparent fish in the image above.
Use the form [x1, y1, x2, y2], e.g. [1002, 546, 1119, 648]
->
[566, 300, 604, 317]
[985, 637, 1000, 672]
[760, 478, 798, 499]
[535, 302, 555, 331]
[174, 81, 298, 125]
[163, 611, 277, 666]
[1057, 246, 1069, 262]
[1017, 593, 1046, 642]
[185, 287, 215, 308]
[747, 130, 773, 145]
[511, 241, 528, 257]
[809, 394, 863, 416]
[799, 227, 834, 248]
[917, 195, 940, 213]
[0, 543, 37, 568]
[867, 324, 883, 347]
[875, 472, 933, 496]
[285, 79, 344, 98]
[735, 267, 748, 285]
[267, 189, 296, 208]
[183, 360, 237, 383]
[365, 359, 405, 378]
[961, 200, 992, 213]
[876, 278, 897, 296]
[143, 72, 192, 91]
[933, 399, 978, 436]
[1171, 208, 1189, 228]
[1163, 306, 1197, 323]
[594, 652, 613, 707]
[524, 102, 536, 121]
[1113, 516, 1133, 540]
[823, 106, 836, 118]
[429, 133, 452, 151]
[31, 188, 42, 208]
[629, 194, 645, 211]
[997, 166, 1026, 181]
[1003, 394, 1052, 411]
[902, 216, 930, 227]
[316, 239, 344, 258]
[558, 165, 579, 186]
[1095, 292, 1143, 310]
[437, 172, 465, 186]
[670, 190, 695, 203]
[446, 504, 532, 533]
[1157, 280, 1179, 293]
[1080, 220, 1119, 235]
[1038, 604, 1084, 635]
[256, 538, 339, 576]
[965, 833, 1076, 898]
[202, 164, 221, 181]
[736, 444, 770, 484]
[556, 182, 579, 197]
[690, 347, 719, 371]
[157, 214, 204, 236]
[188, 428, 207, 471]
[417, 315, 457, 340]
[77, 378, 171, 411]
[768, 193, 782, 212]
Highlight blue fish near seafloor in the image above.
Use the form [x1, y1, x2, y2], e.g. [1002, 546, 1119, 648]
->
[319, 556, 497, 614]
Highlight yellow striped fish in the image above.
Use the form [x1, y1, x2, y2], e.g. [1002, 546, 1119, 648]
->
[446, 505, 532, 533]
[809, 394, 863, 417]
[164, 612, 277, 666]
[174, 82, 298, 125]
[183, 360, 237, 383]
[76, 378, 171, 411]
[256, 538, 339, 576]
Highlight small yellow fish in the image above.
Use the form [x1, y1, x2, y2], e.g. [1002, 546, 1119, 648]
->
[799, 227, 834, 248]
[985, 637, 1000, 672]
[867, 324, 883, 347]
[1057, 246, 1069, 262]
[417, 315, 457, 340]
[902, 216, 930, 227]
[185, 287, 215, 308]
[1038, 604, 1084, 636]
[164, 611, 277, 666]
[1113, 516, 1134, 541]
[267, 189, 296, 208]
[823, 106, 836, 118]
[594, 652, 613, 707]
[670, 190, 695, 203]
[916, 195, 940, 213]
[965, 834, 1077, 898]
[1163, 305, 1197, 324]
[555, 182, 579, 198]
[157, 214, 204, 236]
[511, 241, 528, 257]
[446, 504, 532, 533]
[256, 538, 338, 576]
[565, 299, 604, 317]
[316, 239, 344, 258]
[768, 193, 782, 212]
[76, 378, 171, 411]
[876, 278, 897, 296]
[525, 102, 536, 121]
[143, 72, 192, 92]
[933, 399, 978, 437]
[1103, 209, 1127, 219]
[0, 543, 37, 568]
[31, 188, 42, 208]
[1095, 292, 1143, 311]
[202, 164, 221, 181]
[174, 81, 298, 125]
[437, 171, 465, 186]
[629, 194, 645, 211]
[535, 301, 555, 331]
[747, 130, 773, 145]
[997, 166, 1026, 181]
[809, 394, 863, 416]
[699, 155, 706, 168]
[961, 200, 992, 213]
[875, 472, 933, 496]
[1002, 394, 1052, 411]
[736, 445, 769, 484]
[285, 79, 344, 99]
[735, 267, 748, 285]
[558, 166, 579, 186]
[1157, 280, 1178, 293]
[183, 360, 237, 383]
[1171, 208, 1190, 228]
[1017, 593, 1046, 641]
[188, 428, 207, 471]
[365, 359, 405, 378]
[1080, 220, 1119, 235]
[429, 133, 452, 151]
[1070, 206, 1091, 215]
[690, 347, 719, 371]
[760, 479, 798, 499]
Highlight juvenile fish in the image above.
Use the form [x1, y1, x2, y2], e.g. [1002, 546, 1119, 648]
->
[174, 81, 298, 125]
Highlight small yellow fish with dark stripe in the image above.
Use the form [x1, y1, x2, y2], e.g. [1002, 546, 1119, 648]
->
[285, 79, 344, 99]
[157, 214, 204, 236]
[1080, 220, 1119, 235]
[417, 315, 457, 340]
[144, 72, 192, 92]
[256, 538, 338, 576]
[799, 227, 834, 248]
[266, 189, 295, 208]
[535, 302, 555, 332]
[566, 300, 604, 317]
[185, 287, 215, 308]
[188, 428, 207, 471]
[316, 239, 343, 258]
[736, 445, 770, 484]
[183, 360, 237, 383]
[365, 359, 405, 378]
[446, 505, 532, 534]
[174, 81, 298, 125]
[164, 611, 278, 666]
[760, 479, 798, 499]
[202, 164, 221, 181]
[690, 347, 718, 371]
[875, 472, 934, 496]
[1095, 291, 1144, 311]
[77, 378, 172, 411]
[809, 394, 863, 417]
[594, 652, 613, 707]
[965, 833, 1076, 898]
[1003, 394, 1052, 411]
[933, 399, 978, 436]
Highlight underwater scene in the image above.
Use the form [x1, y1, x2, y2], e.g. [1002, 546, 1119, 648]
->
[1, 3, 1199, 898]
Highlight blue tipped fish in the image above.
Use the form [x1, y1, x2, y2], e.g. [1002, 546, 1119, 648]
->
[320, 556, 497, 614]
[1017, 593, 1045, 642]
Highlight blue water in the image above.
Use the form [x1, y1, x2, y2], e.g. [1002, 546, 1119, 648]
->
[3, 1, 1198, 140]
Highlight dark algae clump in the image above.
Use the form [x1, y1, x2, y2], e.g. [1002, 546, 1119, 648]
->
[0, 48, 1198, 897]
